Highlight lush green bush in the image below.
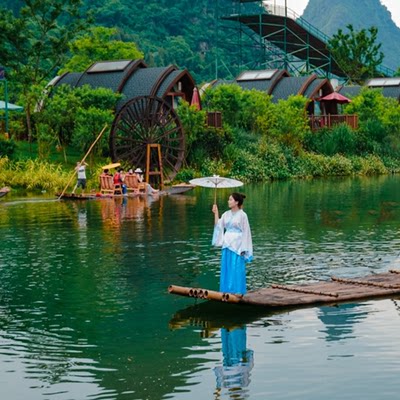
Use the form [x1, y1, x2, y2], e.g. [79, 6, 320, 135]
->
[0, 158, 69, 190]
[174, 167, 197, 182]
[350, 155, 387, 175]
[0, 137, 16, 158]
[304, 124, 356, 156]
[380, 156, 400, 173]
[203, 84, 244, 127]
[36, 84, 121, 160]
[270, 95, 310, 151]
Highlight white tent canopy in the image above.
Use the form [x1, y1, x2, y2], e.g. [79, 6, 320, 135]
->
[0, 101, 23, 111]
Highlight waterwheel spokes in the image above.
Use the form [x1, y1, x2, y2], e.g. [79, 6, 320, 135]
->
[110, 96, 185, 180]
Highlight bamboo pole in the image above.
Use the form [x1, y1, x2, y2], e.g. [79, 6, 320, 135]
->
[57, 124, 108, 200]
[168, 285, 193, 297]
[222, 293, 243, 303]
[204, 289, 225, 301]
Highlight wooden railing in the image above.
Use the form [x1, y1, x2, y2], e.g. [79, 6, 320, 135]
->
[309, 114, 358, 131]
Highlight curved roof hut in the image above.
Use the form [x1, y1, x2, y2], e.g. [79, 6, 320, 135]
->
[52, 60, 197, 180]
[337, 85, 362, 99]
[365, 77, 400, 101]
[205, 69, 334, 113]
[338, 78, 400, 102]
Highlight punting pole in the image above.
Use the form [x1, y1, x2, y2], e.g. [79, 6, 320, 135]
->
[57, 124, 108, 200]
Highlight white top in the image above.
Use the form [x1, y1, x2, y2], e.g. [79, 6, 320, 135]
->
[77, 165, 86, 180]
[136, 173, 144, 183]
[212, 209, 253, 262]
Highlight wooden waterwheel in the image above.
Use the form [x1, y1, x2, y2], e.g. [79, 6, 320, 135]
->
[110, 95, 185, 180]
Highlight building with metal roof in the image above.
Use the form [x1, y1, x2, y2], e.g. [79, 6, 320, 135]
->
[338, 78, 400, 102]
[51, 59, 197, 181]
[205, 69, 335, 113]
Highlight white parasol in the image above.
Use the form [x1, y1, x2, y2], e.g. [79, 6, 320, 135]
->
[189, 175, 243, 203]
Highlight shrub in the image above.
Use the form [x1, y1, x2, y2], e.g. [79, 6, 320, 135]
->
[174, 167, 197, 183]
[298, 152, 330, 177]
[350, 155, 387, 175]
[0, 137, 16, 158]
[0, 159, 69, 190]
[304, 124, 356, 156]
[326, 154, 353, 175]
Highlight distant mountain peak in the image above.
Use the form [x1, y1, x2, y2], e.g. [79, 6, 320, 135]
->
[302, 0, 400, 70]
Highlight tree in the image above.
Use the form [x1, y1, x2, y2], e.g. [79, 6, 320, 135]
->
[61, 26, 144, 73]
[328, 24, 384, 84]
[271, 95, 310, 151]
[0, 0, 88, 144]
[37, 84, 121, 160]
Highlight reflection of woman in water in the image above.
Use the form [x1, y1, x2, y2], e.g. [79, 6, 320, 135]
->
[212, 193, 253, 295]
[214, 326, 254, 397]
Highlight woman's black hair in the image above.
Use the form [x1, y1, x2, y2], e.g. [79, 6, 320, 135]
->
[231, 192, 246, 207]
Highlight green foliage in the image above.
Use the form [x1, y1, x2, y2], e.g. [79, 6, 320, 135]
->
[350, 155, 387, 175]
[0, 137, 16, 158]
[72, 107, 114, 155]
[304, 124, 357, 156]
[0, 157, 69, 190]
[36, 123, 56, 160]
[36, 84, 120, 159]
[203, 84, 244, 127]
[36, 85, 81, 155]
[199, 158, 229, 177]
[176, 100, 207, 150]
[345, 88, 400, 157]
[0, 0, 89, 139]
[345, 88, 386, 125]
[174, 167, 197, 183]
[203, 85, 275, 135]
[270, 95, 310, 150]
[239, 89, 275, 134]
[328, 24, 384, 84]
[188, 127, 232, 167]
[61, 26, 144, 73]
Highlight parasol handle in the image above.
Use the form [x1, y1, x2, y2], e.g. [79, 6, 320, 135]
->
[214, 186, 217, 204]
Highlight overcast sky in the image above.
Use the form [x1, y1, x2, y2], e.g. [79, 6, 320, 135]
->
[274, 0, 400, 28]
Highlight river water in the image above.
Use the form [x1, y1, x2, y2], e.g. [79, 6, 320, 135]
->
[1, 175, 400, 399]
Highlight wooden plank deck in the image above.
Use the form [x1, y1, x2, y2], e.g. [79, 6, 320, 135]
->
[169, 270, 400, 309]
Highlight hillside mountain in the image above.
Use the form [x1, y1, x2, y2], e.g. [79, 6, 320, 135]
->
[3, 0, 399, 82]
[302, 0, 400, 70]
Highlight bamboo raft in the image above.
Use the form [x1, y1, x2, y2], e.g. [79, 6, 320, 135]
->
[56, 184, 194, 200]
[169, 269, 400, 309]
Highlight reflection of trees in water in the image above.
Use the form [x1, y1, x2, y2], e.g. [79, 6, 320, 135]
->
[317, 303, 368, 342]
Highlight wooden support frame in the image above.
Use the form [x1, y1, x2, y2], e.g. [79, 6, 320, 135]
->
[145, 143, 164, 189]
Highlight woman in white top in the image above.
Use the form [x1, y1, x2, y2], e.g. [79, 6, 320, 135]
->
[212, 192, 253, 295]
[134, 168, 159, 195]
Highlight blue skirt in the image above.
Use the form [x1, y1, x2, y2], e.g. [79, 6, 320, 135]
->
[220, 248, 246, 295]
